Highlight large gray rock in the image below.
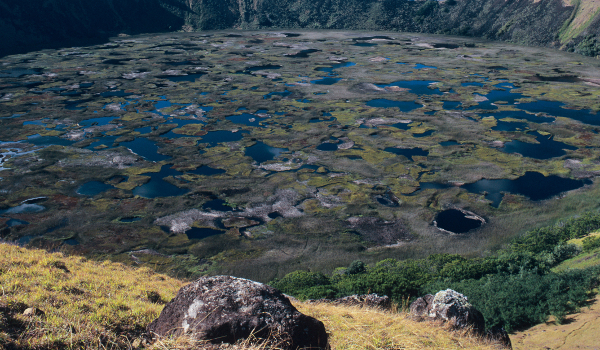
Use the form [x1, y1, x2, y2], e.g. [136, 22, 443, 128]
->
[428, 289, 485, 334]
[410, 290, 484, 333]
[409, 289, 511, 349]
[147, 275, 329, 349]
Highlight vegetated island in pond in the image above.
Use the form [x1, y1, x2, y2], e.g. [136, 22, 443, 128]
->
[1, 30, 600, 284]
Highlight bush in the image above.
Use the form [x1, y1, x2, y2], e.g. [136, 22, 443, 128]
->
[346, 260, 366, 275]
[271, 270, 331, 296]
[582, 235, 600, 252]
[416, 0, 438, 17]
[576, 35, 600, 57]
[424, 268, 599, 332]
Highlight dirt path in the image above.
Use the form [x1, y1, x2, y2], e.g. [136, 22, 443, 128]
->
[511, 295, 600, 350]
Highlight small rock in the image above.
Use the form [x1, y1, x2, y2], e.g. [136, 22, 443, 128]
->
[486, 326, 512, 349]
[23, 307, 44, 317]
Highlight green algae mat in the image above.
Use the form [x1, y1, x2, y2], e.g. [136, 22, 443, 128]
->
[2, 31, 600, 281]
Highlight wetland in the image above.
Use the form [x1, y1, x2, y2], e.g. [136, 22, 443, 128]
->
[1, 31, 600, 282]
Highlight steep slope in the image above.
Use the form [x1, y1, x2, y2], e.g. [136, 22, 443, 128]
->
[1, 0, 599, 57]
[0, 243, 501, 349]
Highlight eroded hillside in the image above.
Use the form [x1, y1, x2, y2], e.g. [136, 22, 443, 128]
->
[1, 0, 600, 57]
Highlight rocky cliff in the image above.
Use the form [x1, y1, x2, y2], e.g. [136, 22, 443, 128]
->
[1, 0, 599, 57]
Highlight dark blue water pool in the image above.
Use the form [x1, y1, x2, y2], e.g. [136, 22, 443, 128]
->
[198, 130, 249, 146]
[311, 77, 342, 85]
[121, 138, 171, 162]
[461, 171, 591, 207]
[76, 181, 115, 197]
[132, 164, 189, 198]
[384, 147, 428, 161]
[264, 90, 292, 99]
[226, 113, 265, 127]
[501, 131, 577, 159]
[189, 165, 226, 176]
[435, 209, 482, 233]
[366, 99, 423, 111]
[517, 101, 599, 126]
[245, 141, 288, 163]
[203, 199, 234, 212]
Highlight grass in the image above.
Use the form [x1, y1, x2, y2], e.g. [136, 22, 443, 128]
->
[0, 242, 502, 350]
[296, 302, 499, 350]
[0, 242, 184, 349]
[552, 231, 600, 272]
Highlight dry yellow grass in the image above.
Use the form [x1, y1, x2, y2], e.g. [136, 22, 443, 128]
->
[0, 243, 501, 350]
[0, 242, 184, 349]
[511, 295, 600, 350]
[295, 302, 501, 350]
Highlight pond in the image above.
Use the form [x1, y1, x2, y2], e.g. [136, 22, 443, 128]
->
[162, 73, 206, 82]
[245, 141, 288, 163]
[375, 80, 445, 95]
[226, 113, 266, 127]
[285, 49, 321, 58]
[461, 171, 591, 207]
[435, 209, 483, 234]
[198, 130, 249, 146]
[384, 147, 428, 161]
[121, 138, 171, 162]
[311, 77, 342, 85]
[132, 164, 189, 198]
[189, 165, 226, 176]
[501, 131, 577, 159]
[0, 203, 45, 215]
[517, 101, 599, 126]
[315, 62, 356, 73]
[203, 198, 234, 212]
[26, 135, 76, 146]
[76, 181, 115, 197]
[185, 227, 226, 240]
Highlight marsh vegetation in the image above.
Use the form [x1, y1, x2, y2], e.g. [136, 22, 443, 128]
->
[1, 31, 600, 282]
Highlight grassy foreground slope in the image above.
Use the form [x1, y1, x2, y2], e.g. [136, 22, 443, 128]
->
[0, 243, 500, 350]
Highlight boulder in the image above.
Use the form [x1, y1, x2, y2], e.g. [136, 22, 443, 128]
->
[429, 289, 485, 334]
[486, 326, 512, 349]
[409, 289, 511, 349]
[409, 293, 434, 319]
[409, 289, 484, 333]
[147, 275, 329, 350]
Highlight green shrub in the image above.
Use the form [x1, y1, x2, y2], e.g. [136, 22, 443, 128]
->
[424, 268, 599, 332]
[582, 236, 600, 252]
[346, 260, 366, 275]
[271, 270, 331, 295]
[416, 0, 438, 17]
[576, 35, 600, 57]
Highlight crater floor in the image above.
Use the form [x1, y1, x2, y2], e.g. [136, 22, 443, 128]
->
[1, 30, 600, 281]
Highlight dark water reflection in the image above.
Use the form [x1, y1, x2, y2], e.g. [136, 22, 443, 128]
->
[436, 209, 482, 233]
[461, 171, 591, 207]
[132, 164, 188, 198]
[501, 131, 577, 159]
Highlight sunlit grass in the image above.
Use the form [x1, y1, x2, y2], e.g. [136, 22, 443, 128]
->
[0, 243, 501, 349]
[0, 242, 184, 349]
